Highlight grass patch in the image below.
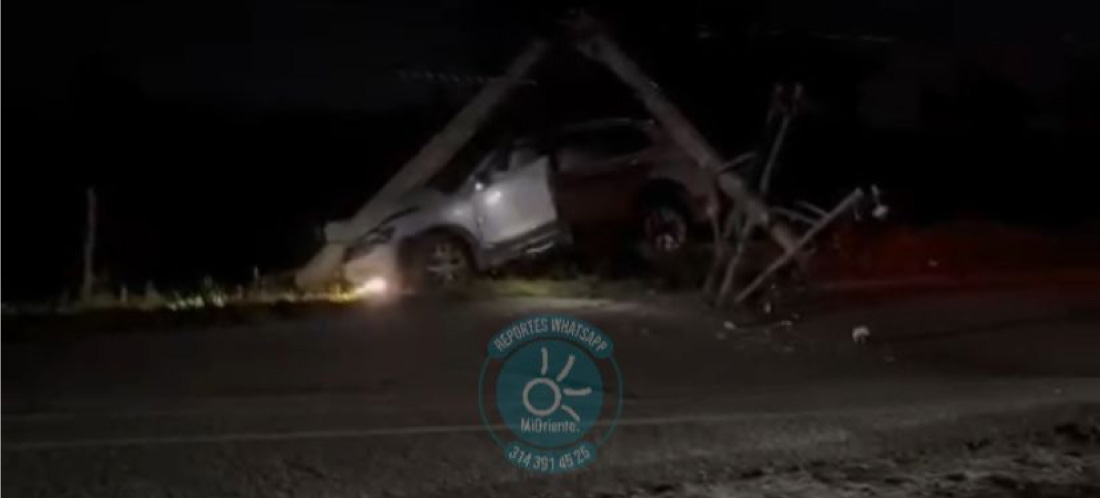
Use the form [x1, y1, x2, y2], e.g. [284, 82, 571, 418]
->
[1, 278, 368, 321]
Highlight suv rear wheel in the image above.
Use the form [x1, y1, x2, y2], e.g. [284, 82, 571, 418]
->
[640, 201, 690, 256]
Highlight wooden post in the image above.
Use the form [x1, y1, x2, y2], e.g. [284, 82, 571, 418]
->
[80, 187, 97, 302]
[714, 215, 756, 305]
[701, 153, 757, 296]
[702, 204, 743, 295]
[701, 204, 728, 295]
[758, 84, 802, 197]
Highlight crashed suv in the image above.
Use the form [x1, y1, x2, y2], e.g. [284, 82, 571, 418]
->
[343, 119, 713, 292]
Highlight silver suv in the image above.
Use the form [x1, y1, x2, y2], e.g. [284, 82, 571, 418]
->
[343, 119, 713, 292]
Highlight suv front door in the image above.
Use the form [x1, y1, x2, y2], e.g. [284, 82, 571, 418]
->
[470, 144, 560, 249]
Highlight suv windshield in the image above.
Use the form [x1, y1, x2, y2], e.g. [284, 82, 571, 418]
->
[426, 143, 505, 194]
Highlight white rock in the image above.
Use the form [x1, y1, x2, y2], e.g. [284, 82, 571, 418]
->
[872, 204, 890, 220]
[852, 326, 871, 344]
[723, 321, 737, 330]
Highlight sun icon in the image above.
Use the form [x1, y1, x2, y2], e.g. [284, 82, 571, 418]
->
[521, 346, 594, 422]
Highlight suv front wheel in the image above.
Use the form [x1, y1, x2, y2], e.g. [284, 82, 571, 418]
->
[405, 231, 474, 291]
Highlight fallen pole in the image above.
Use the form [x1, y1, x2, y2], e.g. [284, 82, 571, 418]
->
[733, 189, 865, 304]
[80, 187, 98, 303]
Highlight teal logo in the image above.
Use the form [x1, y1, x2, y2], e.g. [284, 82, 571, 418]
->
[479, 315, 622, 473]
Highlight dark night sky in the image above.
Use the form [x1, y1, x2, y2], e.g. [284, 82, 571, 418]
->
[4, 1, 1100, 300]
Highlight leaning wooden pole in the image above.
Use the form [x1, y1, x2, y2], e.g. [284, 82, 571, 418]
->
[295, 40, 549, 288]
[569, 18, 802, 256]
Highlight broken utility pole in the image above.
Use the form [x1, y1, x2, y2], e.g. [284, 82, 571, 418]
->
[733, 189, 864, 304]
[705, 83, 805, 305]
[567, 16, 802, 257]
[295, 40, 549, 288]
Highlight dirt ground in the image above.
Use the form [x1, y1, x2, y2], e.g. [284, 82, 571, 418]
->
[4, 287, 1100, 497]
[640, 430, 1100, 498]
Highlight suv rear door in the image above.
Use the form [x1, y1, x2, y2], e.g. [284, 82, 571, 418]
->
[552, 122, 662, 224]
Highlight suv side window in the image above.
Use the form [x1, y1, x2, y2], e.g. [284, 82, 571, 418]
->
[554, 125, 653, 173]
[470, 149, 507, 185]
[427, 141, 500, 194]
[508, 144, 541, 171]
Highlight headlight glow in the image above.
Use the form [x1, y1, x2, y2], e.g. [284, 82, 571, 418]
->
[353, 276, 388, 296]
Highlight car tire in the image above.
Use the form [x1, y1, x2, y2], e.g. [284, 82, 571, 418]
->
[405, 231, 475, 292]
[639, 199, 692, 258]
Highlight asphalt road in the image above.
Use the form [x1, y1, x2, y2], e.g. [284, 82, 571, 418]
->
[4, 288, 1100, 497]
